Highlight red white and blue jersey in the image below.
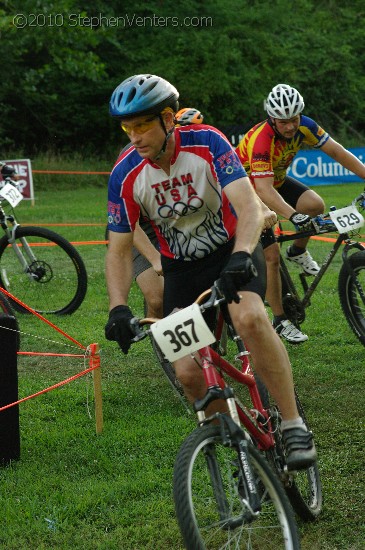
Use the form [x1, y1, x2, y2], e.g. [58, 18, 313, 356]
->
[235, 115, 329, 188]
[107, 124, 248, 261]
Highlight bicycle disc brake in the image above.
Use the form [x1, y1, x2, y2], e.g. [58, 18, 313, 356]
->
[27, 261, 53, 283]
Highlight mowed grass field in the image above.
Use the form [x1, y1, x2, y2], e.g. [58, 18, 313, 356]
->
[0, 177, 364, 549]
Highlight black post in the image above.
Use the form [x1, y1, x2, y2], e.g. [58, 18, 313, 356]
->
[0, 314, 20, 465]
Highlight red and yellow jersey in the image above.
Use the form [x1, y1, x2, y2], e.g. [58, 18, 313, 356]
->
[235, 115, 329, 188]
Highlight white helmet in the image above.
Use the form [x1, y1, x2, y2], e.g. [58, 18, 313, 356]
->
[265, 84, 305, 119]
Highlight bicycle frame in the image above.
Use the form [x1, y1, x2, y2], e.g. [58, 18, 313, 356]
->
[135, 296, 276, 450]
[193, 340, 275, 450]
[278, 228, 365, 312]
[0, 199, 49, 281]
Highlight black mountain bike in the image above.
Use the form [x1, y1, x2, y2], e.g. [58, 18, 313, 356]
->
[0, 177, 87, 315]
[278, 189, 365, 346]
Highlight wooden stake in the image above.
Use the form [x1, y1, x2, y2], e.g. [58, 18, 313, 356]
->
[89, 343, 103, 434]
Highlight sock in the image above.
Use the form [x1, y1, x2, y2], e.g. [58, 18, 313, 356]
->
[273, 314, 286, 327]
[281, 417, 307, 432]
[288, 244, 306, 257]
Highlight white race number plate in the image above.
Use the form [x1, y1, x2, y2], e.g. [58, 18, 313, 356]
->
[150, 303, 216, 362]
[0, 183, 23, 207]
[329, 205, 364, 233]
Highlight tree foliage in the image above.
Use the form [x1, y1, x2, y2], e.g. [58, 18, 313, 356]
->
[1, 0, 365, 156]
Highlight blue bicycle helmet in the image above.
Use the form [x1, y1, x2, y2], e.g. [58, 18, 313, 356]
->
[109, 74, 179, 118]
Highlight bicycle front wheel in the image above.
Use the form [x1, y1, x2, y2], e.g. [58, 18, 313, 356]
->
[143, 298, 189, 410]
[0, 227, 87, 315]
[173, 425, 300, 550]
[338, 250, 365, 346]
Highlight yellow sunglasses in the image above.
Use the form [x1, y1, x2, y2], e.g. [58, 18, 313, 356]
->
[121, 115, 158, 135]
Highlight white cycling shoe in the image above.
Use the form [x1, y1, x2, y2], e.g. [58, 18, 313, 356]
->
[286, 247, 320, 276]
[274, 319, 308, 344]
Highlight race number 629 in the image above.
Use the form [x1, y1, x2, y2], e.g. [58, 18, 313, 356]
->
[329, 205, 364, 233]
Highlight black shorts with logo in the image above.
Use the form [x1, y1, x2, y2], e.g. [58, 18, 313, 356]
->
[161, 240, 267, 321]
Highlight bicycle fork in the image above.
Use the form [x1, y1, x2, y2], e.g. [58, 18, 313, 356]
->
[194, 354, 262, 520]
[7, 231, 47, 282]
[193, 353, 241, 426]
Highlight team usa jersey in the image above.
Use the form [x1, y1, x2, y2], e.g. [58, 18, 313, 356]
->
[235, 115, 329, 188]
[107, 124, 248, 261]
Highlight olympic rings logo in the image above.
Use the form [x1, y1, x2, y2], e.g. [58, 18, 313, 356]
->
[158, 196, 204, 218]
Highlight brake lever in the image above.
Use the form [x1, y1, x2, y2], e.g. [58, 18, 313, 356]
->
[129, 317, 149, 343]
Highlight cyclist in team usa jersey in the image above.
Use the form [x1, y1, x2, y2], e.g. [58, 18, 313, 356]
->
[105, 74, 317, 470]
[236, 84, 365, 343]
[126, 108, 206, 320]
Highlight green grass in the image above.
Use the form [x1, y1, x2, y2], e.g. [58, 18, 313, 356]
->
[0, 179, 364, 549]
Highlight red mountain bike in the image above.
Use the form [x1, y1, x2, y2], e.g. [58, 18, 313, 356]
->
[131, 284, 322, 549]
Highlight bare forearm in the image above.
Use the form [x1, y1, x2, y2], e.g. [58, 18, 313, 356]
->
[105, 248, 133, 310]
[233, 198, 263, 253]
[255, 179, 295, 219]
[331, 147, 365, 177]
[321, 137, 365, 179]
[225, 178, 264, 253]
[133, 223, 160, 266]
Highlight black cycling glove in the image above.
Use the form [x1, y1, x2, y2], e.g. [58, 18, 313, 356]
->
[289, 212, 312, 231]
[105, 305, 134, 354]
[218, 251, 257, 304]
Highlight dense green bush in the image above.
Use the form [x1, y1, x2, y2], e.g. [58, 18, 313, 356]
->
[1, 0, 365, 154]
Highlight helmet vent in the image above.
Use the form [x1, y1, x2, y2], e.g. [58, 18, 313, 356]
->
[126, 87, 137, 104]
[141, 80, 159, 97]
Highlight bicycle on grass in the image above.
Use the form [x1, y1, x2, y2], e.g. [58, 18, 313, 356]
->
[130, 284, 322, 549]
[0, 176, 87, 315]
[278, 189, 365, 346]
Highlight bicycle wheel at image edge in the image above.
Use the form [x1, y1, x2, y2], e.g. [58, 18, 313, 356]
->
[143, 298, 189, 408]
[0, 226, 87, 315]
[173, 424, 300, 550]
[338, 250, 365, 346]
[0, 290, 16, 316]
[0, 291, 20, 349]
[255, 376, 322, 522]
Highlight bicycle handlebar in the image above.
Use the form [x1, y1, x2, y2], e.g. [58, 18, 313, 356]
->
[129, 283, 225, 344]
[277, 189, 365, 243]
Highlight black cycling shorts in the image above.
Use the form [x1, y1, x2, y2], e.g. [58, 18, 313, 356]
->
[161, 240, 267, 321]
[277, 176, 310, 208]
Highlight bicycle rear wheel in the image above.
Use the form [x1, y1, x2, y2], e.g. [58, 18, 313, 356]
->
[338, 250, 365, 346]
[0, 227, 87, 315]
[255, 377, 322, 521]
[173, 424, 300, 549]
